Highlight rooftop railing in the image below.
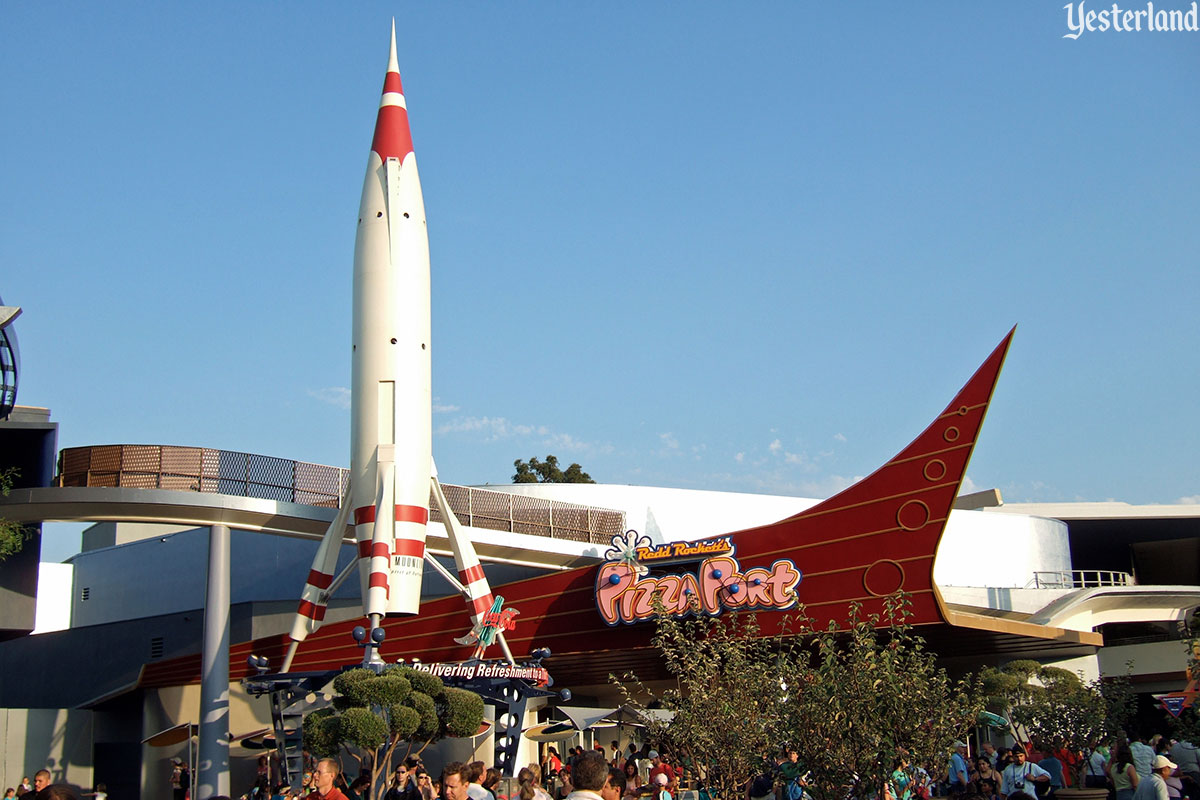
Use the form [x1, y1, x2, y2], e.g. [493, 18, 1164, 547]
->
[1027, 570, 1134, 589]
[56, 444, 625, 545]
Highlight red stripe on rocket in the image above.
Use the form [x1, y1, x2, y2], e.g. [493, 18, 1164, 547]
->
[350, 21, 432, 619]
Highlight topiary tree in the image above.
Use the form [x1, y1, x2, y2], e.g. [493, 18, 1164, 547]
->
[303, 666, 485, 799]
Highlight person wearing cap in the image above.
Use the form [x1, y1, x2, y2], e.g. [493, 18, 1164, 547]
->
[647, 752, 676, 795]
[1132, 756, 1177, 800]
[949, 742, 970, 797]
[1000, 747, 1050, 800]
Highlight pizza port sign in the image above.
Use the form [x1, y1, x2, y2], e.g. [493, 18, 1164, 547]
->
[595, 531, 802, 626]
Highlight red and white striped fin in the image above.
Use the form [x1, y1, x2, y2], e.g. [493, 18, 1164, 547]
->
[288, 481, 353, 643]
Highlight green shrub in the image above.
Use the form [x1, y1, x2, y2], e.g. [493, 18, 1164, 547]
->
[404, 691, 439, 741]
[340, 707, 388, 750]
[302, 707, 341, 758]
[439, 688, 485, 738]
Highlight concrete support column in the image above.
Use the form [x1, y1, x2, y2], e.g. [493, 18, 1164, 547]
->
[197, 523, 230, 799]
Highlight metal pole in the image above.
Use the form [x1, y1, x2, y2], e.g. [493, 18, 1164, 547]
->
[198, 523, 231, 799]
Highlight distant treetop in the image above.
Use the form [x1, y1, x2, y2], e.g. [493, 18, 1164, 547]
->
[512, 455, 595, 484]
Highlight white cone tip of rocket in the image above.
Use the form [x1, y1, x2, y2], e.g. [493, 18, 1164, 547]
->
[388, 19, 399, 75]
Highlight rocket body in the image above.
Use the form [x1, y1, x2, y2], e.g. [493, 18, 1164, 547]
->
[350, 28, 431, 618]
[287, 25, 497, 666]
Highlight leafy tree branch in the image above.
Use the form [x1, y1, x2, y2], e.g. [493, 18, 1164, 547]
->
[0, 467, 27, 561]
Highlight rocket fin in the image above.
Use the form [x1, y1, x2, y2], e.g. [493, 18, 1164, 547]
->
[431, 473, 496, 625]
[288, 480, 353, 645]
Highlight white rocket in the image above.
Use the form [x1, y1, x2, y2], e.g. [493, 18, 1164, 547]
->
[283, 23, 509, 670]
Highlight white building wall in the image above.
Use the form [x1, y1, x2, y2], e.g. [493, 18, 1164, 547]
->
[934, 512, 1071, 588]
[32, 563, 73, 634]
[495, 485, 1073, 591]
[490, 484, 818, 547]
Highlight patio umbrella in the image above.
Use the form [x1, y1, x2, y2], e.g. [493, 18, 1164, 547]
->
[523, 722, 578, 743]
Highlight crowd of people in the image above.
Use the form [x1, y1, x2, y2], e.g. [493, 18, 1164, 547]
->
[936, 732, 1200, 800]
[8, 729, 1200, 800]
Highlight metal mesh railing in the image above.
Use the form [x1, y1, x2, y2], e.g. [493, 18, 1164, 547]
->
[55, 444, 624, 544]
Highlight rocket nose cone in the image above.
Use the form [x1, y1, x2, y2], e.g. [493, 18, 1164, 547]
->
[372, 21, 414, 164]
[389, 19, 399, 75]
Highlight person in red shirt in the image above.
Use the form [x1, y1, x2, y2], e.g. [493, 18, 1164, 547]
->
[311, 759, 348, 800]
[647, 753, 677, 794]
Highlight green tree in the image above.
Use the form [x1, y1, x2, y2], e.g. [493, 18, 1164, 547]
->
[616, 611, 793, 800]
[616, 595, 981, 800]
[303, 666, 484, 800]
[786, 597, 982, 800]
[981, 661, 1132, 787]
[512, 455, 595, 484]
[0, 467, 26, 561]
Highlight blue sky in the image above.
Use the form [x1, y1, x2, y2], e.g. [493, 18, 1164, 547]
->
[3, 4, 1198, 560]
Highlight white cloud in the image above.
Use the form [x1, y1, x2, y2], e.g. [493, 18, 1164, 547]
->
[833, 432, 847, 442]
[542, 431, 612, 455]
[307, 386, 351, 410]
[433, 402, 460, 413]
[435, 416, 546, 439]
[695, 469, 860, 499]
[1177, 495, 1200, 505]
[436, 414, 612, 455]
[734, 452, 745, 463]
[660, 432, 680, 450]
[959, 475, 980, 495]
[762, 437, 817, 472]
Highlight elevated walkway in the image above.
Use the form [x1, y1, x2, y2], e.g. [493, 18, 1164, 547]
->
[1, 444, 627, 570]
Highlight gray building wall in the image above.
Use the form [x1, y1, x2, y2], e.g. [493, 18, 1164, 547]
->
[69, 528, 361, 628]
[0, 708, 94, 791]
[69, 527, 548, 629]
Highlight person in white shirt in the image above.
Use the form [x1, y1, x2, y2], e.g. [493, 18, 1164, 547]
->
[1000, 749, 1050, 800]
[1132, 755, 1177, 800]
[1085, 745, 1111, 789]
[466, 763, 490, 800]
